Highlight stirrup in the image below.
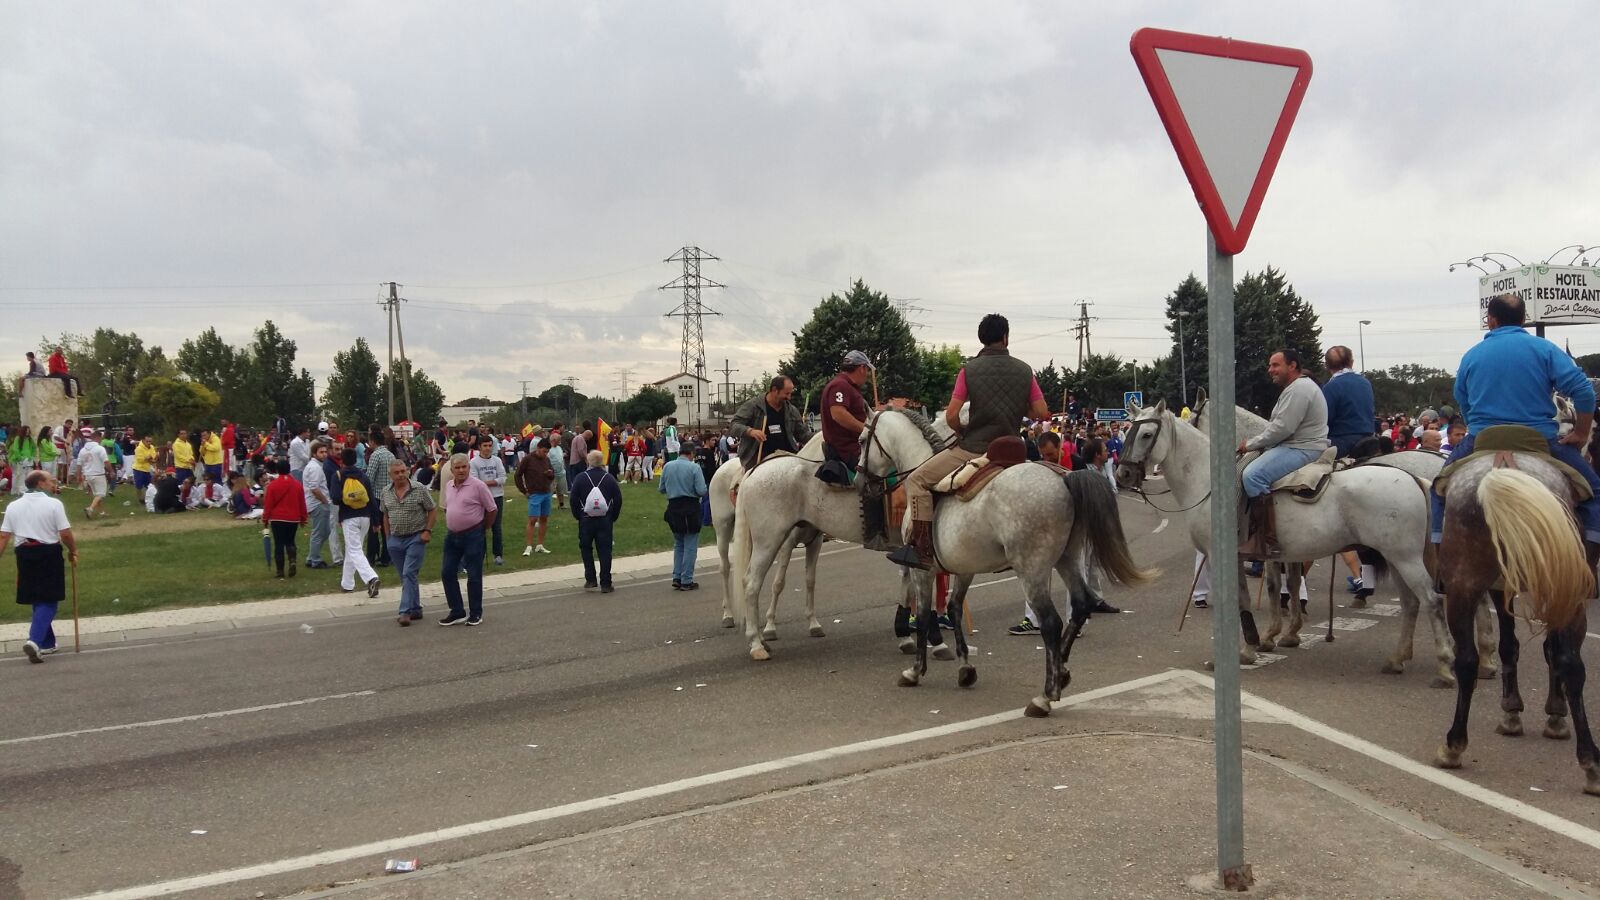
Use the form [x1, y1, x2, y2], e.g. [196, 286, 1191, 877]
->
[887, 543, 930, 570]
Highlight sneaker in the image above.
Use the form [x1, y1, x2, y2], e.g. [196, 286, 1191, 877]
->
[535, 545, 551, 554]
[1193, 597, 1210, 609]
[1245, 561, 1263, 578]
[1007, 619, 1040, 636]
[683, 582, 699, 591]
[408, 611, 425, 621]
[672, 580, 682, 591]
[494, 556, 504, 566]
[397, 614, 411, 627]
[584, 581, 599, 592]
[289, 561, 297, 578]
[523, 546, 533, 557]
[275, 572, 285, 580]
[465, 615, 483, 626]
[1345, 576, 1362, 594]
[22, 640, 42, 663]
[936, 614, 956, 630]
[601, 584, 615, 594]
[366, 577, 381, 598]
[38, 646, 58, 656]
[438, 612, 468, 626]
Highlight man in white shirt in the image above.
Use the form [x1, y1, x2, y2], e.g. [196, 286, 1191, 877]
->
[0, 470, 79, 663]
[76, 432, 110, 519]
[470, 437, 508, 565]
[287, 425, 312, 482]
[303, 441, 339, 568]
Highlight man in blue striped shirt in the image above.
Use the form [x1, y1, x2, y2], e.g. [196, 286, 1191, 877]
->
[659, 443, 708, 590]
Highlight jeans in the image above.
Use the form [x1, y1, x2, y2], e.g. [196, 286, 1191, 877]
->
[442, 528, 486, 617]
[579, 517, 614, 587]
[387, 532, 428, 615]
[1431, 433, 1600, 543]
[340, 517, 378, 590]
[270, 521, 298, 575]
[308, 503, 332, 563]
[489, 496, 505, 558]
[1242, 446, 1326, 498]
[29, 601, 58, 650]
[672, 531, 699, 584]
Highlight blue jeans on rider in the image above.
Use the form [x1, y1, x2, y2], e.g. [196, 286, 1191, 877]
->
[1430, 433, 1600, 544]
[1242, 446, 1326, 498]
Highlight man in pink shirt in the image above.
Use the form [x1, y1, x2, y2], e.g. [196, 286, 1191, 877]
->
[439, 452, 498, 626]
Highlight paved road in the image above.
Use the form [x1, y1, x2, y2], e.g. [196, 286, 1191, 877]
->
[7, 493, 1600, 898]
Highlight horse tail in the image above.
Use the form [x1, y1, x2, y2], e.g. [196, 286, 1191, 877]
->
[1064, 470, 1157, 587]
[730, 483, 753, 628]
[1476, 467, 1594, 631]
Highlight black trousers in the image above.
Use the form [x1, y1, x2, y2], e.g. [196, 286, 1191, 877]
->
[270, 521, 299, 574]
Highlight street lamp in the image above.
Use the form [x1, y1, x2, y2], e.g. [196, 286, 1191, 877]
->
[1358, 320, 1372, 372]
[1176, 309, 1190, 407]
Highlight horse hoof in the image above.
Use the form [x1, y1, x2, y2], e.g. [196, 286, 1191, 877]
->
[1477, 667, 1498, 680]
[1545, 717, 1571, 741]
[932, 643, 955, 661]
[809, 626, 826, 638]
[1434, 747, 1463, 769]
[957, 666, 977, 688]
[1584, 773, 1600, 797]
[1257, 640, 1276, 652]
[1431, 676, 1456, 689]
[721, 615, 736, 629]
[1381, 660, 1404, 675]
[750, 646, 771, 662]
[1278, 635, 1301, 649]
[898, 637, 916, 655]
[1024, 699, 1051, 718]
[898, 668, 919, 687]
[1496, 714, 1524, 737]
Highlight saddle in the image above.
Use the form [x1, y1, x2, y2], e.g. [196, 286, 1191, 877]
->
[1434, 425, 1593, 501]
[932, 436, 1031, 501]
[1236, 445, 1341, 504]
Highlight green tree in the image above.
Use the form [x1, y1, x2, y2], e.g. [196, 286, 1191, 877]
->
[534, 384, 588, 421]
[1034, 359, 1065, 413]
[783, 280, 923, 401]
[916, 344, 965, 412]
[176, 327, 251, 421]
[617, 385, 678, 425]
[1064, 353, 1129, 410]
[1369, 365, 1456, 415]
[323, 338, 384, 430]
[0, 373, 19, 424]
[49, 329, 178, 421]
[131, 377, 220, 435]
[1162, 274, 1209, 408]
[377, 361, 446, 425]
[243, 321, 316, 428]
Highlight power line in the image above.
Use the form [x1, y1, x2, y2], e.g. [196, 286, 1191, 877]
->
[380, 282, 414, 425]
[1072, 300, 1097, 368]
[613, 367, 635, 401]
[661, 246, 723, 429]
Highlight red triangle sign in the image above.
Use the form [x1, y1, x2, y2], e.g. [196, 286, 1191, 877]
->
[1131, 28, 1312, 255]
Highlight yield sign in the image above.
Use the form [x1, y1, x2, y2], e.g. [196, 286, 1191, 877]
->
[1130, 29, 1312, 255]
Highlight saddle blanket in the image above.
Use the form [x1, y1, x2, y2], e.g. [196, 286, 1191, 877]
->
[933, 457, 1069, 501]
[1237, 446, 1339, 501]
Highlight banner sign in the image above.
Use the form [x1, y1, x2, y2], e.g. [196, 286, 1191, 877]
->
[1479, 265, 1600, 329]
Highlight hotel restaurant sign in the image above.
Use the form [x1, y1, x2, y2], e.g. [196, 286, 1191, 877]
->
[1479, 264, 1600, 329]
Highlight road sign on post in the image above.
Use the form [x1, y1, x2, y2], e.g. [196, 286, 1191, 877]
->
[1131, 27, 1312, 894]
[1123, 391, 1144, 408]
[1094, 408, 1130, 422]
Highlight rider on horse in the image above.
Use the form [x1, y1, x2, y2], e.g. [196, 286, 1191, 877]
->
[1237, 348, 1330, 558]
[731, 375, 813, 472]
[889, 314, 1048, 569]
[1434, 293, 1600, 561]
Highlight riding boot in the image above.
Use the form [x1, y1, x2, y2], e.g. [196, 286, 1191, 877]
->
[1238, 496, 1280, 560]
[861, 490, 889, 552]
[1587, 542, 1600, 598]
[888, 520, 935, 570]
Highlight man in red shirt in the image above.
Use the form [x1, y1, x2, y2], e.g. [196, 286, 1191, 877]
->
[623, 429, 647, 483]
[220, 419, 237, 477]
[46, 346, 76, 398]
[821, 350, 890, 473]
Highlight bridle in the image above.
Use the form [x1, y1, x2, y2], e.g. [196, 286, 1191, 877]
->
[1120, 413, 1213, 514]
[856, 410, 955, 489]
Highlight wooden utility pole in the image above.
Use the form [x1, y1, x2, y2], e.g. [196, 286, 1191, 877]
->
[384, 282, 415, 425]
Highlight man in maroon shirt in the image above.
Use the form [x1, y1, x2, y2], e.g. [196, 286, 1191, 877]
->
[820, 350, 878, 473]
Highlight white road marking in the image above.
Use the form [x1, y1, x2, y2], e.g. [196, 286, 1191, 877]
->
[1171, 669, 1600, 853]
[0, 691, 376, 746]
[70, 671, 1181, 900]
[968, 576, 1018, 591]
[1312, 617, 1378, 632]
[1359, 603, 1402, 617]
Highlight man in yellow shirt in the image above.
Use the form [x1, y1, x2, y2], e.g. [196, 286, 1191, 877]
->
[199, 427, 225, 483]
[133, 434, 158, 493]
[172, 429, 196, 486]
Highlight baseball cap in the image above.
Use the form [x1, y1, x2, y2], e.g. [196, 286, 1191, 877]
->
[80, 427, 92, 436]
[842, 350, 875, 370]
[317, 421, 329, 433]
[1421, 408, 1438, 421]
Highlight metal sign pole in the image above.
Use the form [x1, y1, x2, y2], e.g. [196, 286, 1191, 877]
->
[1205, 230, 1250, 889]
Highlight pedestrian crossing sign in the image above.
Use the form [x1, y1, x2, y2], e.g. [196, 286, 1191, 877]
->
[1124, 391, 1144, 408]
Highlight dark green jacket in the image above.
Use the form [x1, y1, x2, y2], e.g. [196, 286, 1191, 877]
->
[958, 347, 1034, 453]
[731, 394, 812, 470]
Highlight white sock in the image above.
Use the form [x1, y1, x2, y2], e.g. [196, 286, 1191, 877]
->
[1360, 564, 1376, 588]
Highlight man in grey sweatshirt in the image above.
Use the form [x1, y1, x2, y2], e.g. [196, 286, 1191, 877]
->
[1238, 349, 1329, 556]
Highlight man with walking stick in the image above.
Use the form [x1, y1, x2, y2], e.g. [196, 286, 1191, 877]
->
[0, 470, 79, 663]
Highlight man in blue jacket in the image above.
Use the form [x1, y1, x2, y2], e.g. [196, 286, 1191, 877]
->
[571, 449, 623, 593]
[1435, 294, 1600, 559]
[1321, 345, 1375, 458]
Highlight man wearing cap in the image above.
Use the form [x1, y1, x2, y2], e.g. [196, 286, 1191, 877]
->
[0, 469, 78, 663]
[892, 314, 1048, 569]
[822, 350, 894, 474]
[731, 375, 812, 471]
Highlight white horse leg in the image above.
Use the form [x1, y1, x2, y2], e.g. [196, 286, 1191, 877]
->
[718, 525, 736, 628]
[1386, 583, 1420, 675]
[1393, 557, 1455, 688]
[1474, 595, 1498, 679]
[804, 534, 824, 637]
[1236, 560, 1259, 665]
[1279, 563, 1306, 648]
[1259, 563, 1284, 651]
[743, 537, 786, 661]
[763, 532, 796, 642]
[898, 568, 933, 687]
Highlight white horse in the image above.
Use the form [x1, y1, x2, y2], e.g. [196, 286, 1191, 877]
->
[731, 408, 1154, 717]
[1190, 397, 1495, 678]
[710, 434, 827, 640]
[1116, 401, 1463, 684]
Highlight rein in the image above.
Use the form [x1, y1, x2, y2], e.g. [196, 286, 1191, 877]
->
[1121, 414, 1214, 513]
[856, 411, 956, 488]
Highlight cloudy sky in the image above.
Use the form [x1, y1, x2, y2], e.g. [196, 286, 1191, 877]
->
[3, 1, 1597, 407]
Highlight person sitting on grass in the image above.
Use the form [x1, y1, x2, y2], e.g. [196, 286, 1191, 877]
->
[229, 475, 261, 518]
[153, 469, 184, 513]
[185, 472, 229, 509]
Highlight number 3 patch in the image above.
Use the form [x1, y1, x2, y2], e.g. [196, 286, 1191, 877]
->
[834, 392, 844, 403]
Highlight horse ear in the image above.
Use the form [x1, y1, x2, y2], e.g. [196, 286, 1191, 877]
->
[1154, 398, 1168, 415]
[1195, 387, 1208, 407]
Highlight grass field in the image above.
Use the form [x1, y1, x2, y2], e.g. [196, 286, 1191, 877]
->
[0, 477, 712, 624]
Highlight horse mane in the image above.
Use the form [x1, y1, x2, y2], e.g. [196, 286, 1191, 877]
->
[886, 407, 944, 451]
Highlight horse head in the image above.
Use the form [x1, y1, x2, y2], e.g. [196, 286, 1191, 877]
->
[1114, 400, 1173, 489]
[859, 408, 942, 481]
